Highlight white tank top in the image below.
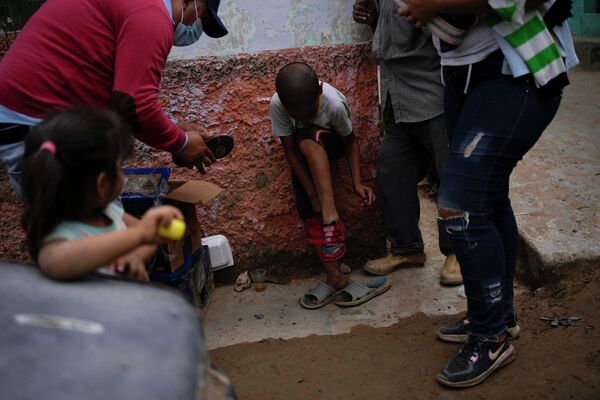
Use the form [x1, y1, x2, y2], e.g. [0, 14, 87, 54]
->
[433, 23, 500, 66]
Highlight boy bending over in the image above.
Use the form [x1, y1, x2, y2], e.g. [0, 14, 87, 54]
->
[271, 62, 388, 309]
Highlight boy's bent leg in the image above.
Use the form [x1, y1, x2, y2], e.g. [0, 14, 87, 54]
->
[298, 138, 339, 223]
[292, 173, 318, 221]
[315, 246, 348, 290]
[289, 147, 350, 308]
[301, 237, 349, 308]
[298, 134, 348, 276]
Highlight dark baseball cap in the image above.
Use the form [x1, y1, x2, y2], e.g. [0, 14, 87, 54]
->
[204, 0, 228, 38]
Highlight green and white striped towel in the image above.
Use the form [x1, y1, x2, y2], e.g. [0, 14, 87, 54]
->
[486, 0, 566, 88]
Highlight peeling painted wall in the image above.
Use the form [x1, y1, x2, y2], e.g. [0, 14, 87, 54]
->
[128, 44, 384, 269]
[169, 0, 372, 59]
[0, 4, 384, 272]
[164, 1, 383, 269]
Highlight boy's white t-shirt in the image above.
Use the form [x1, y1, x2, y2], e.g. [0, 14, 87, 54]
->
[269, 82, 353, 137]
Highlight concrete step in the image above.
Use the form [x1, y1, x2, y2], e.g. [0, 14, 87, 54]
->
[573, 36, 600, 69]
[204, 195, 469, 349]
[512, 69, 600, 285]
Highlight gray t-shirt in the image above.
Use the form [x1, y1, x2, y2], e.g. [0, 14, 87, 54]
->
[270, 82, 353, 137]
[372, 0, 444, 123]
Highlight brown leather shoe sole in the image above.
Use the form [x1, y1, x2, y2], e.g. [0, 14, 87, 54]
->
[364, 258, 425, 276]
[440, 277, 463, 286]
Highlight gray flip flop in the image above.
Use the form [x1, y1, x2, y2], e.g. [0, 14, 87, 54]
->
[300, 281, 341, 309]
[333, 277, 391, 307]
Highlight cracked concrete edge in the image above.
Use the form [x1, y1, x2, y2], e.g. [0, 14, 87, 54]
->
[517, 233, 600, 288]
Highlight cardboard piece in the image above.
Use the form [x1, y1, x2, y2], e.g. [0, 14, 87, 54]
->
[121, 172, 222, 273]
[165, 181, 223, 204]
[120, 170, 219, 312]
[160, 181, 222, 272]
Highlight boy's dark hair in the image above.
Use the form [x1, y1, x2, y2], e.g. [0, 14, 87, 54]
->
[275, 62, 320, 108]
[22, 108, 132, 260]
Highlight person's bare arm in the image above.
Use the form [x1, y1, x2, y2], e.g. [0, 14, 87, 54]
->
[122, 212, 158, 262]
[421, 0, 545, 14]
[343, 133, 376, 205]
[399, 0, 545, 27]
[39, 230, 146, 280]
[38, 206, 182, 280]
[403, 0, 491, 15]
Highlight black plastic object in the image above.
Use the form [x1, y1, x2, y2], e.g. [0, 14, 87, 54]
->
[206, 135, 234, 159]
[0, 262, 208, 400]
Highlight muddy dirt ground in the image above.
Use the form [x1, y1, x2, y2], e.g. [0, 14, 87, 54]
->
[211, 264, 600, 400]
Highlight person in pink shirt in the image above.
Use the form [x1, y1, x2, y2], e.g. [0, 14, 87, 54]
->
[0, 0, 228, 196]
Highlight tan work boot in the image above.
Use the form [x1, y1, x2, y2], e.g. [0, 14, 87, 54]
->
[364, 251, 426, 275]
[440, 254, 463, 286]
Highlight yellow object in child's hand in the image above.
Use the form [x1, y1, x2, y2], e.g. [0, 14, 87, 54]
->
[157, 219, 186, 240]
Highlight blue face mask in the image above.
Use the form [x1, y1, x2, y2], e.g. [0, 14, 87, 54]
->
[173, 0, 203, 47]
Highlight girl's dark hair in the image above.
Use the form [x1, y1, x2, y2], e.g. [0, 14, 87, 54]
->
[22, 108, 133, 260]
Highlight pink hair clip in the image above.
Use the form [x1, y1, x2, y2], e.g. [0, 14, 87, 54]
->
[40, 141, 57, 155]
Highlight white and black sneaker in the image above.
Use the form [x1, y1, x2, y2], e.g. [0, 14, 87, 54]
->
[437, 334, 516, 388]
[437, 313, 521, 343]
[437, 316, 472, 343]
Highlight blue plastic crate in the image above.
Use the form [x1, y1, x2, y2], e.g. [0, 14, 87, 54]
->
[151, 245, 214, 311]
[120, 167, 171, 217]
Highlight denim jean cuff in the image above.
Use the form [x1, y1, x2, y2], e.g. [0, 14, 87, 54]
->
[440, 247, 453, 256]
[389, 241, 424, 255]
[466, 328, 507, 340]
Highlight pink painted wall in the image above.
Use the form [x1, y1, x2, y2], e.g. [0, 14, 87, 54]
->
[0, 43, 385, 270]
[139, 43, 384, 270]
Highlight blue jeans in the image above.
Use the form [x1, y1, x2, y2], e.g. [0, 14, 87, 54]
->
[0, 141, 25, 198]
[378, 96, 451, 255]
[438, 51, 562, 336]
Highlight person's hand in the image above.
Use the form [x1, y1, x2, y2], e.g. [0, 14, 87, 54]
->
[398, 0, 439, 28]
[136, 205, 184, 244]
[354, 183, 376, 206]
[309, 193, 322, 213]
[353, 0, 378, 28]
[172, 130, 216, 175]
[108, 253, 150, 282]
